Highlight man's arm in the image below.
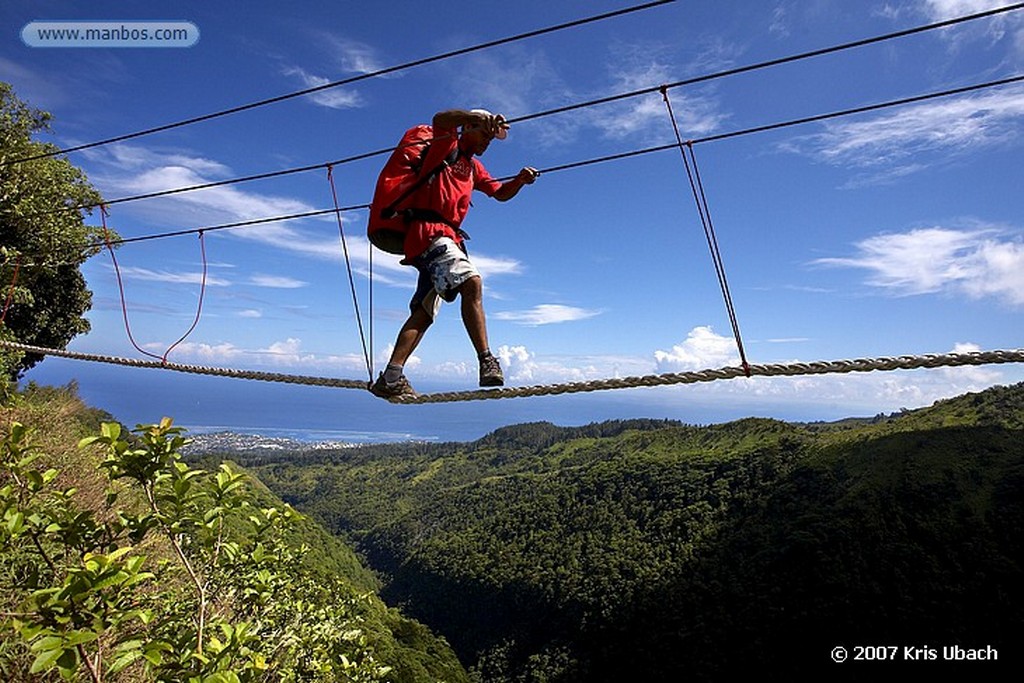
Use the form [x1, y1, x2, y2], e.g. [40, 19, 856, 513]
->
[494, 167, 540, 202]
[432, 109, 480, 130]
[433, 109, 506, 136]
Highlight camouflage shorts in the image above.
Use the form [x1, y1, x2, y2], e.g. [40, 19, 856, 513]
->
[410, 237, 479, 319]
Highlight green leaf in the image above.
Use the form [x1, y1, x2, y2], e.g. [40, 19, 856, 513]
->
[122, 570, 155, 589]
[29, 645, 64, 674]
[204, 673, 242, 683]
[77, 435, 102, 449]
[101, 422, 122, 441]
[108, 649, 143, 674]
[29, 634, 62, 652]
[108, 545, 134, 562]
[56, 648, 78, 677]
[65, 629, 99, 646]
[6, 510, 24, 534]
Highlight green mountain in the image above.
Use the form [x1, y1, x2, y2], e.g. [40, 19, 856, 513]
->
[1, 383, 468, 683]
[238, 384, 1024, 681]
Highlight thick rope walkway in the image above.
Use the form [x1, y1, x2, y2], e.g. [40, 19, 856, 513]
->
[0, 341, 367, 390]
[3, 340, 1021, 404]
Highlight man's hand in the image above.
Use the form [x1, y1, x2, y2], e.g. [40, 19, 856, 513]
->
[495, 166, 540, 201]
[473, 111, 508, 139]
[515, 167, 540, 185]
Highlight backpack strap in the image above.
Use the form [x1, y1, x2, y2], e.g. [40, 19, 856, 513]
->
[380, 146, 461, 221]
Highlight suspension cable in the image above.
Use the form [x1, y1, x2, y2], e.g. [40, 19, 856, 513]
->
[55, 71, 1023, 223]
[0, 71, 1001, 260]
[1, 1, 675, 166]
[506, 2, 1024, 126]
[24, 5, 1024, 219]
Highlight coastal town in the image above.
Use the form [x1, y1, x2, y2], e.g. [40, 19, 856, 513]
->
[181, 431, 358, 456]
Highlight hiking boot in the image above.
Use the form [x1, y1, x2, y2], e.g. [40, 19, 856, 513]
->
[479, 353, 504, 387]
[369, 372, 418, 400]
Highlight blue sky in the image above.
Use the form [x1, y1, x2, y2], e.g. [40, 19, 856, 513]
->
[3, 0, 1023, 433]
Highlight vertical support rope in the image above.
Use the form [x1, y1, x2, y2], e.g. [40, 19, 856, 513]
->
[368, 234, 375, 379]
[326, 165, 373, 382]
[685, 142, 750, 376]
[661, 87, 751, 376]
[1, 254, 21, 323]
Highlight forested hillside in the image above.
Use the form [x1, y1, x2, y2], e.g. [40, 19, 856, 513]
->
[1, 383, 467, 682]
[239, 384, 1024, 681]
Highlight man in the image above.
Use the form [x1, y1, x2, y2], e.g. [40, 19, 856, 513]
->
[369, 108, 539, 400]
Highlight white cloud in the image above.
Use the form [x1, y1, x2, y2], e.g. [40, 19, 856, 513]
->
[281, 66, 363, 109]
[152, 341, 243, 364]
[376, 342, 421, 372]
[496, 345, 535, 382]
[874, 5, 903, 21]
[238, 309, 262, 318]
[328, 37, 386, 75]
[914, 1, 1024, 58]
[662, 339, 1013, 417]
[783, 86, 1024, 180]
[769, 6, 790, 38]
[814, 226, 1024, 306]
[444, 45, 567, 121]
[586, 47, 726, 143]
[150, 333, 1014, 418]
[116, 266, 229, 286]
[491, 344, 620, 385]
[249, 274, 308, 289]
[156, 337, 368, 370]
[471, 253, 524, 278]
[654, 326, 741, 372]
[493, 304, 601, 326]
[921, 0, 1017, 18]
[942, 341, 1004, 385]
[413, 334, 1015, 413]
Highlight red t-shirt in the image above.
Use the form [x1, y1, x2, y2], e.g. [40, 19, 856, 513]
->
[402, 125, 502, 262]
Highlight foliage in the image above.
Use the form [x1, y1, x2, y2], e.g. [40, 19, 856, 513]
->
[1, 417, 393, 682]
[0, 81, 111, 379]
[242, 386, 1024, 681]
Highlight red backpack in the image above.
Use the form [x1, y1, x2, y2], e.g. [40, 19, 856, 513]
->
[367, 125, 458, 254]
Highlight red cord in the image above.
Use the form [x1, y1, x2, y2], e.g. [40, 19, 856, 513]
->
[161, 231, 208, 363]
[101, 206, 209, 363]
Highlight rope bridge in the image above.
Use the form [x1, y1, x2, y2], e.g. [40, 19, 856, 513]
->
[4, 340, 1022, 404]
[3, 5, 1022, 405]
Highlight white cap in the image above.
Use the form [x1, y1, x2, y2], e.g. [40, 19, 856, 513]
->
[467, 108, 508, 139]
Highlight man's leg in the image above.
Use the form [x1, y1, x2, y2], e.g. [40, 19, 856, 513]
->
[458, 275, 488, 355]
[370, 272, 437, 399]
[458, 275, 503, 386]
[371, 308, 431, 399]
[390, 306, 433, 367]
